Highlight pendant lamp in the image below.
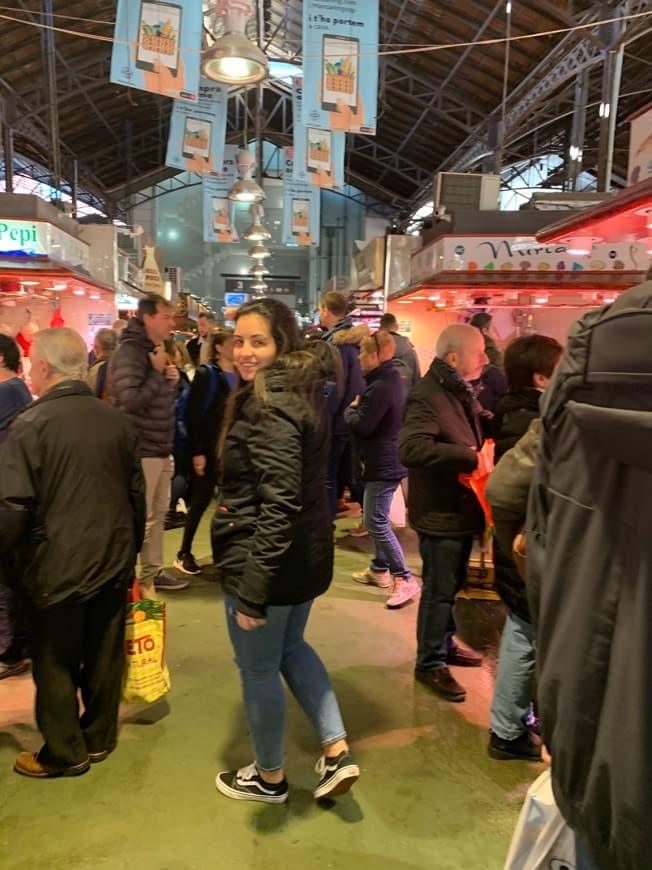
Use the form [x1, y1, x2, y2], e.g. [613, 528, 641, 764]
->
[243, 204, 271, 241]
[202, 1, 268, 85]
[228, 148, 265, 203]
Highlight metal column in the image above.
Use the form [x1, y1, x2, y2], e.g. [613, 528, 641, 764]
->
[567, 69, 589, 191]
[1, 95, 16, 193]
[596, 8, 626, 193]
[41, 0, 62, 195]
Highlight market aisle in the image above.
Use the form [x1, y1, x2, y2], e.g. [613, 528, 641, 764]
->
[0, 512, 540, 870]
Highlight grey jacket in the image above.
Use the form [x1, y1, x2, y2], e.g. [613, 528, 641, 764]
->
[106, 318, 175, 458]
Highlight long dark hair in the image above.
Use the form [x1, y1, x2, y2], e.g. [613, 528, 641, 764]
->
[217, 298, 324, 463]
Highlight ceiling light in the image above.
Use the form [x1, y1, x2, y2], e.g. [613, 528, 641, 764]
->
[54, 283, 67, 290]
[644, 237, 652, 254]
[242, 203, 271, 241]
[566, 236, 593, 256]
[202, 3, 268, 85]
[89, 293, 101, 300]
[535, 294, 549, 305]
[249, 244, 271, 260]
[72, 288, 86, 296]
[251, 280, 268, 292]
[250, 264, 269, 276]
[20, 280, 39, 287]
[228, 149, 265, 203]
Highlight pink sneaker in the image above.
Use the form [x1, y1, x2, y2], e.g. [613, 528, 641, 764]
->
[386, 576, 420, 609]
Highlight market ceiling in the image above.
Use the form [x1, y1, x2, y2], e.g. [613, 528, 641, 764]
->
[1, 1, 651, 219]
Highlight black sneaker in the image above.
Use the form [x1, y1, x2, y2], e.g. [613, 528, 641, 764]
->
[154, 570, 189, 591]
[174, 552, 201, 575]
[215, 763, 289, 803]
[488, 730, 542, 762]
[313, 750, 360, 800]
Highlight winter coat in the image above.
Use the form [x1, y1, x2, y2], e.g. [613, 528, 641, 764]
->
[485, 419, 541, 621]
[475, 364, 508, 413]
[186, 364, 233, 460]
[344, 360, 407, 481]
[389, 331, 420, 388]
[526, 279, 652, 870]
[484, 334, 502, 369]
[492, 388, 540, 459]
[323, 318, 367, 437]
[106, 317, 176, 458]
[399, 357, 485, 537]
[0, 380, 145, 609]
[211, 359, 333, 618]
[0, 376, 31, 445]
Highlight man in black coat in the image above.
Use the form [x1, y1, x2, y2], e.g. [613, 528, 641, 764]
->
[319, 290, 367, 519]
[107, 294, 187, 594]
[399, 324, 488, 702]
[186, 312, 216, 366]
[0, 328, 145, 778]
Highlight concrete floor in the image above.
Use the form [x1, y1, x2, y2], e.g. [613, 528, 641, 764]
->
[0, 509, 542, 870]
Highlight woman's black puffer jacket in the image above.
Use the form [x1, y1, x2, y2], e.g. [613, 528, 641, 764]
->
[211, 359, 333, 618]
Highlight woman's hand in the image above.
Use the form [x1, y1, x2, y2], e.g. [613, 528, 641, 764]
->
[236, 612, 267, 631]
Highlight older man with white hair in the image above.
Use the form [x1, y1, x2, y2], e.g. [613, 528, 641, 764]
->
[0, 327, 145, 778]
[399, 324, 489, 703]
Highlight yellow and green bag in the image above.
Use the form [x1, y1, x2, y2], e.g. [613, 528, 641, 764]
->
[122, 581, 171, 703]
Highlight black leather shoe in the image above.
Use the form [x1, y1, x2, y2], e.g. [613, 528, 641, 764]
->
[488, 730, 542, 761]
[447, 645, 483, 668]
[414, 666, 466, 702]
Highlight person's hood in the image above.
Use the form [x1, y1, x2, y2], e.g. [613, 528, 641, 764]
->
[364, 360, 395, 384]
[121, 317, 155, 350]
[330, 323, 370, 346]
[568, 401, 652, 472]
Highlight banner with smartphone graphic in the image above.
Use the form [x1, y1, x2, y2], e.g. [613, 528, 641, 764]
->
[166, 79, 227, 176]
[292, 77, 345, 190]
[302, 0, 378, 135]
[282, 148, 320, 247]
[111, 0, 202, 101]
[202, 145, 240, 244]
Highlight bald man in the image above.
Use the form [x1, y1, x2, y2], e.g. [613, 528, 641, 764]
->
[399, 324, 489, 703]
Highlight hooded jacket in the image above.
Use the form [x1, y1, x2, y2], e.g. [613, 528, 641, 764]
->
[0, 381, 145, 608]
[492, 387, 541, 459]
[527, 279, 652, 870]
[399, 357, 485, 537]
[211, 358, 333, 618]
[389, 331, 421, 387]
[323, 317, 367, 437]
[106, 317, 176, 458]
[344, 360, 407, 482]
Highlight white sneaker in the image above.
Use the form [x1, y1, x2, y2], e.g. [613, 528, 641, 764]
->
[386, 576, 420, 609]
[351, 568, 392, 588]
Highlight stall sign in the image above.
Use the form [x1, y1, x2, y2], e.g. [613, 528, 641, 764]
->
[441, 237, 647, 274]
[0, 219, 90, 272]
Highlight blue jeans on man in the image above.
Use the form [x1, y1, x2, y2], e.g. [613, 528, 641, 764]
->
[416, 533, 473, 670]
[490, 610, 536, 739]
[363, 480, 410, 577]
[224, 596, 347, 771]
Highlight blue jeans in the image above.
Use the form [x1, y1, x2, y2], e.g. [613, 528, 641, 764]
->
[225, 596, 347, 771]
[363, 480, 410, 578]
[416, 533, 473, 670]
[576, 835, 600, 869]
[490, 610, 536, 740]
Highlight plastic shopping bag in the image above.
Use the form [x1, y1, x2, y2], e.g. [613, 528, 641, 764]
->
[389, 480, 407, 528]
[504, 768, 575, 870]
[459, 438, 495, 527]
[122, 580, 171, 704]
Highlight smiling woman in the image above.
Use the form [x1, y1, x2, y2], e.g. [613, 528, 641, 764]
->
[211, 297, 360, 804]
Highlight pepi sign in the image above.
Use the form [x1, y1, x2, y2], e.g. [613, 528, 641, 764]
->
[0, 218, 90, 272]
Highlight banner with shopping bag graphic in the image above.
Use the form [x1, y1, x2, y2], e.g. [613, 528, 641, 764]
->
[202, 144, 240, 243]
[282, 147, 320, 247]
[123, 586, 171, 704]
[111, 0, 203, 101]
[292, 77, 345, 190]
[301, 0, 379, 135]
[166, 79, 228, 176]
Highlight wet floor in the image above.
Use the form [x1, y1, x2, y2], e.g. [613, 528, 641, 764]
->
[0, 508, 540, 870]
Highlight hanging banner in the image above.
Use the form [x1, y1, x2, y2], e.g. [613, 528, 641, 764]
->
[202, 145, 240, 243]
[166, 79, 228, 175]
[282, 148, 320, 247]
[111, 0, 202, 101]
[301, 0, 379, 135]
[292, 78, 345, 190]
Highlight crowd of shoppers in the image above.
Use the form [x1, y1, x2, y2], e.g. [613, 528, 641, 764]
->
[2, 279, 651, 867]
